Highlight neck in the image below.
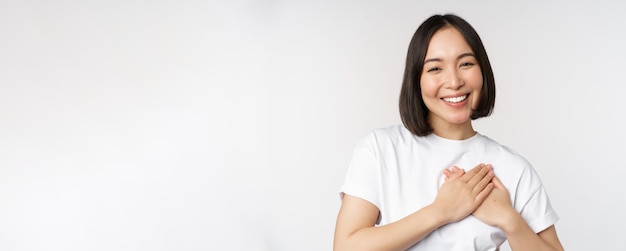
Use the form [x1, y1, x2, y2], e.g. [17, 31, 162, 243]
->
[429, 118, 476, 140]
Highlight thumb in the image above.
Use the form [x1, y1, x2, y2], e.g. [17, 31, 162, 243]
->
[491, 176, 508, 191]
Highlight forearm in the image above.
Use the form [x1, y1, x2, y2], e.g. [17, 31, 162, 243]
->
[502, 213, 563, 251]
[334, 204, 449, 251]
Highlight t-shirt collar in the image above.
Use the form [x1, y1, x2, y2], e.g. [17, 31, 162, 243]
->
[422, 132, 482, 153]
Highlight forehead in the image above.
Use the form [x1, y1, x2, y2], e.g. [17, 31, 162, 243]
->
[425, 26, 473, 57]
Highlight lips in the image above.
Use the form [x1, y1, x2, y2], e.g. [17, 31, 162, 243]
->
[442, 94, 468, 103]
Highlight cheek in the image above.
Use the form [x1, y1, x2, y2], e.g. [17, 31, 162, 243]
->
[471, 75, 483, 108]
[467, 69, 483, 88]
[419, 76, 439, 98]
[472, 93, 481, 109]
[473, 75, 484, 89]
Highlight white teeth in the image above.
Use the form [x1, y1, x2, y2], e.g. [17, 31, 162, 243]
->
[443, 94, 468, 103]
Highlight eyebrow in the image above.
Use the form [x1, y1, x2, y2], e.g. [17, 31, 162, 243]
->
[423, 52, 476, 64]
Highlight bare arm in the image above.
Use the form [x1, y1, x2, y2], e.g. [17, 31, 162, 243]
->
[472, 175, 564, 251]
[445, 167, 564, 251]
[333, 195, 447, 251]
[502, 216, 564, 251]
[333, 164, 494, 251]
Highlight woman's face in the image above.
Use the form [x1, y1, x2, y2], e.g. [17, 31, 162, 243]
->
[420, 26, 483, 132]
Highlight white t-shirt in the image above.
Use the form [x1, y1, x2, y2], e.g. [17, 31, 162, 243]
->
[340, 125, 559, 250]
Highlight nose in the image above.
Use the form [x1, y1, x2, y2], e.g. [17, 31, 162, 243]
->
[445, 69, 464, 89]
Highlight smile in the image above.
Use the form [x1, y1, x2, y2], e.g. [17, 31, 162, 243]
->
[442, 94, 468, 103]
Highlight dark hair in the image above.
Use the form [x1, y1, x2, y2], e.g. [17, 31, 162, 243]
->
[399, 14, 496, 136]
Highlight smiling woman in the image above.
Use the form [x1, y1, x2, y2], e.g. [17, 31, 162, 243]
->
[419, 27, 484, 139]
[333, 14, 564, 251]
[399, 14, 495, 139]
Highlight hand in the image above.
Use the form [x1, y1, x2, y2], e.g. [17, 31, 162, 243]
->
[443, 166, 465, 181]
[472, 175, 516, 228]
[433, 163, 494, 223]
[444, 165, 516, 228]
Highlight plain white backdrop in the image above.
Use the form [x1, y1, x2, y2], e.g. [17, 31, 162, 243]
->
[1, 0, 625, 250]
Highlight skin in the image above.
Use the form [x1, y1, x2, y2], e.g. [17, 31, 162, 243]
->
[334, 164, 494, 251]
[420, 26, 483, 140]
[333, 26, 565, 251]
[444, 167, 564, 251]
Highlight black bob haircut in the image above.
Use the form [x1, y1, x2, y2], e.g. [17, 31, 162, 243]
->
[399, 14, 496, 136]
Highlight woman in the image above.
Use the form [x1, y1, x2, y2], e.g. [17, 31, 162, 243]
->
[333, 14, 564, 251]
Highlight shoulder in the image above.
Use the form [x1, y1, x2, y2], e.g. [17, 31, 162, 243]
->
[477, 134, 545, 189]
[478, 134, 533, 167]
[370, 124, 418, 143]
[358, 125, 419, 150]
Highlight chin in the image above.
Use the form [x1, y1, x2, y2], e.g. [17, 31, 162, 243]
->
[445, 115, 472, 124]
[448, 120, 470, 125]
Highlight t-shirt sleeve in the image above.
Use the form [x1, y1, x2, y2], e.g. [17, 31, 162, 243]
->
[339, 132, 381, 210]
[514, 166, 560, 233]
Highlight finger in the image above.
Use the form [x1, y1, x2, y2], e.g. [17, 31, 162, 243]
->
[466, 165, 490, 186]
[452, 166, 465, 175]
[485, 164, 493, 171]
[472, 169, 494, 195]
[491, 176, 508, 191]
[447, 166, 460, 172]
[460, 163, 485, 182]
[474, 182, 495, 203]
[451, 168, 465, 176]
[444, 167, 463, 181]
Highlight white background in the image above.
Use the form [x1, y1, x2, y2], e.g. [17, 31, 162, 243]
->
[1, 0, 624, 250]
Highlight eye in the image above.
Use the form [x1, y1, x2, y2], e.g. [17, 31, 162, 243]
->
[460, 62, 475, 67]
[426, 66, 442, 73]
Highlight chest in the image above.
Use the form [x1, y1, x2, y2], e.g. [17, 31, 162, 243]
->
[375, 149, 509, 250]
